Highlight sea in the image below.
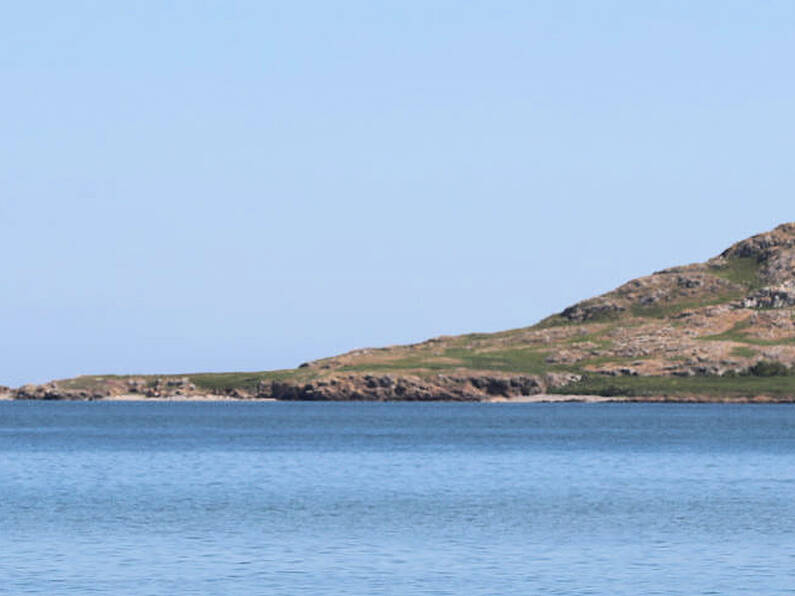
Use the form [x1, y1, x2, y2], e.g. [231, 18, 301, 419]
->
[0, 401, 793, 595]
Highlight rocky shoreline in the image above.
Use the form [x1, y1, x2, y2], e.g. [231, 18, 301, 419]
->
[8, 372, 582, 402]
[3, 392, 794, 403]
[4, 379, 795, 403]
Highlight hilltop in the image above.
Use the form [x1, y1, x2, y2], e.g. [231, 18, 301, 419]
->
[10, 223, 795, 402]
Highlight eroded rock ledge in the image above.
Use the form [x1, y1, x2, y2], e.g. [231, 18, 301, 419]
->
[11, 372, 582, 402]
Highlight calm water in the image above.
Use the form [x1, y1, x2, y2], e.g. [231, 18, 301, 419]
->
[0, 402, 793, 595]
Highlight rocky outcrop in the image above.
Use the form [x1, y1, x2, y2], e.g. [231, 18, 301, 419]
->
[719, 223, 795, 260]
[13, 383, 109, 401]
[743, 285, 795, 309]
[260, 372, 581, 401]
[10, 372, 584, 402]
[714, 222, 795, 285]
[562, 301, 625, 322]
[12, 376, 198, 400]
[561, 271, 744, 323]
[126, 377, 197, 397]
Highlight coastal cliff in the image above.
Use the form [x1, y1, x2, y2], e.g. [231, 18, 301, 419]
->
[10, 223, 795, 401]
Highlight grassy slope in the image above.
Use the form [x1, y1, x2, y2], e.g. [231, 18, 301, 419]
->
[709, 256, 765, 289]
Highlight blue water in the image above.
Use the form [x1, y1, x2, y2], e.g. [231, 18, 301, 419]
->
[0, 402, 793, 595]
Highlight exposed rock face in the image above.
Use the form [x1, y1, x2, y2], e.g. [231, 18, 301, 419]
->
[562, 301, 625, 323]
[719, 223, 795, 258]
[713, 222, 795, 285]
[127, 377, 196, 397]
[13, 377, 198, 400]
[9, 223, 795, 401]
[743, 285, 795, 309]
[562, 270, 744, 323]
[11, 372, 582, 402]
[267, 372, 580, 401]
[14, 383, 109, 401]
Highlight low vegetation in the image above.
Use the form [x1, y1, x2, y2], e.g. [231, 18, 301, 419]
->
[187, 370, 309, 392]
[709, 256, 764, 289]
[553, 372, 795, 398]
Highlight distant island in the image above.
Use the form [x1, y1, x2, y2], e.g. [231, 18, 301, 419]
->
[7, 223, 795, 402]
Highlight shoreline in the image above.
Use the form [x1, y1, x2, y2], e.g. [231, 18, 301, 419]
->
[2, 392, 793, 403]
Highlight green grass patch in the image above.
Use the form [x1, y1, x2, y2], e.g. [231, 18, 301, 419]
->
[731, 346, 758, 358]
[444, 347, 551, 374]
[340, 347, 555, 375]
[531, 314, 579, 329]
[565, 331, 613, 348]
[630, 293, 744, 319]
[576, 355, 637, 368]
[698, 320, 795, 346]
[57, 375, 132, 391]
[709, 256, 764, 289]
[552, 374, 795, 398]
[187, 370, 307, 392]
[339, 358, 458, 373]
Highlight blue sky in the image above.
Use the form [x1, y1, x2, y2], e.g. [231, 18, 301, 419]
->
[2, 1, 794, 386]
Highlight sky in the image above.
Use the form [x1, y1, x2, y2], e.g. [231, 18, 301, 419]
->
[2, 1, 794, 386]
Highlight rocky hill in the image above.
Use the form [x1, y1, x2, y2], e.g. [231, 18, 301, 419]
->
[11, 223, 795, 401]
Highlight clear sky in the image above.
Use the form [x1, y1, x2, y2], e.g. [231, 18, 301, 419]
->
[2, 1, 794, 386]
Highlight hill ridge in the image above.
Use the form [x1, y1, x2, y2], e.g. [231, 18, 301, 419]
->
[9, 223, 795, 402]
